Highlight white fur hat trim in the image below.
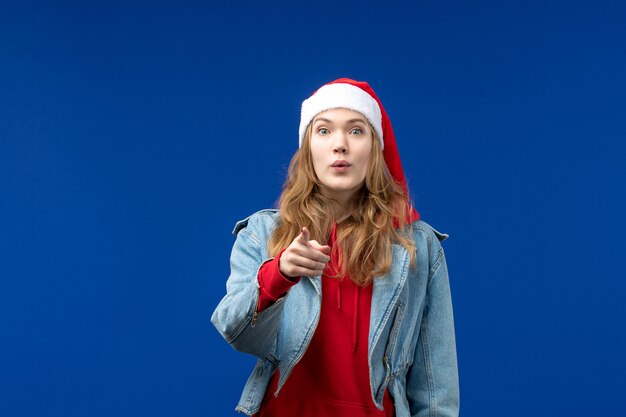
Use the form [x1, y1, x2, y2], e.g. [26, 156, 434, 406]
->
[299, 83, 384, 149]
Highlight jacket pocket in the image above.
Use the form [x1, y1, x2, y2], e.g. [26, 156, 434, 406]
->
[377, 302, 405, 401]
[384, 301, 405, 361]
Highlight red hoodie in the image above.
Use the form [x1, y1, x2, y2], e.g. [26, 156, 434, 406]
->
[252, 221, 395, 417]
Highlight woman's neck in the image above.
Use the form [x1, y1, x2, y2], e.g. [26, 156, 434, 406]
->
[318, 187, 357, 223]
[329, 198, 356, 224]
[335, 211, 352, 223]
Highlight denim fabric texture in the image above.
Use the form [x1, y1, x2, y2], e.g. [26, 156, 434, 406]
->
[211, 209, 459, 417]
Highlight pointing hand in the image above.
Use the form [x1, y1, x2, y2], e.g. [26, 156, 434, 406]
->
[279, 227, 331, 278]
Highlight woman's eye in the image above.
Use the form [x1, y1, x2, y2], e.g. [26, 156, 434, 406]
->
[318, 128, 330, 135]
[350, 128, 363, 135]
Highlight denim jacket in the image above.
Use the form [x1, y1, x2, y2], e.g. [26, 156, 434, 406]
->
[211, 209, 459, 417]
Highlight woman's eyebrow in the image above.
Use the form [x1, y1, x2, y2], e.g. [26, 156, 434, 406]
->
[313, 118, 367, 124]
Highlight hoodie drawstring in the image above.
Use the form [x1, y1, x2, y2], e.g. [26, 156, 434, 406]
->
[336, 278, 341, 309]
[352, 286, 359, 353]
[329, 221, 359, 354]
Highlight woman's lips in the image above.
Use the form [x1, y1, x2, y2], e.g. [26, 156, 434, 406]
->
[331, 160, 351, 172]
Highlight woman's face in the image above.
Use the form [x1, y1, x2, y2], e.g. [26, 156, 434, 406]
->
[309, 108, 374, 205]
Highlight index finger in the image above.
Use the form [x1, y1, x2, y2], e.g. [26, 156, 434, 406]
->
[298, 226, 310, 244]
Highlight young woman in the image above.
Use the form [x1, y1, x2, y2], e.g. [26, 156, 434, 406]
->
[212, 78, 459, 417]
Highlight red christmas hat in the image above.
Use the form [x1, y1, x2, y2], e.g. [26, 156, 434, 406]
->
[299, 78, 420, 224]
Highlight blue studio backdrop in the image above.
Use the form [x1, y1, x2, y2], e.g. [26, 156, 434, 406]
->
[1, 1, 625, 416]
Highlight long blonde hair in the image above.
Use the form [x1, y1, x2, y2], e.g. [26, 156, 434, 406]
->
[268, 123, 416, 286]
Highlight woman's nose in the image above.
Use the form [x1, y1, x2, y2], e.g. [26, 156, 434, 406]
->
[333, 133, 348, 153]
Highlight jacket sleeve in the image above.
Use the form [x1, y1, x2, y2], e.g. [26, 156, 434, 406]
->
[210, 215, 290, 359]
[406, 246, 460, 417]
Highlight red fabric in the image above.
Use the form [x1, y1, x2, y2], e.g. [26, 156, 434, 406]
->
[254, 223, 395, 417]
[257, 248, 300, 312]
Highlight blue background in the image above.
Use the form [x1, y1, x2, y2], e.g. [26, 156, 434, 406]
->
[2, 1, 625, 416]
